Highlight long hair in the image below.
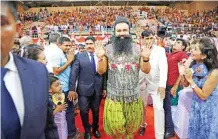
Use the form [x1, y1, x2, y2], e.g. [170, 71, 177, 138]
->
[191, 38, 218, 71]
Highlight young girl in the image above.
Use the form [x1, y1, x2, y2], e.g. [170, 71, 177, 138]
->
[49, 75, 68, 139]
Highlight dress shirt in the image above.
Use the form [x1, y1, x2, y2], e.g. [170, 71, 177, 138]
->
[140, 45, 168, 91]
[4, 52, 25, 126]
[87, 52, 98, 72]
[44, 43, 60, 73]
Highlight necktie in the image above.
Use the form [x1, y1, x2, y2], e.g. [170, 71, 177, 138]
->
[90, 53, 96, 73]
[1, 68, 21, 138]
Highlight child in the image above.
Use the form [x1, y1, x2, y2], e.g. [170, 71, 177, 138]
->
[49, 75, 68, 139]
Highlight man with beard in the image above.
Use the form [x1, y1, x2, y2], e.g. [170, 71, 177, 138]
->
[94, 16, 153, 139]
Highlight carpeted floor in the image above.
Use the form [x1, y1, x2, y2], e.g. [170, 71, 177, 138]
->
[75, 99, 176, 139]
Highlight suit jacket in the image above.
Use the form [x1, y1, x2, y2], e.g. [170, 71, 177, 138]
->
[1, 55, 58, 139]
[70, 52, 103, 96]
[139, 45, 168, 92]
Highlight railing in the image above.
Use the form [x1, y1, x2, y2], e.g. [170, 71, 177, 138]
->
[24, 27, 139, 38]
[25, 26, 217, 39]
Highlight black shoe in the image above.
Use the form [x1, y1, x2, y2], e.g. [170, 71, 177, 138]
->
[164, 131, 175, 139]
[138, 126, 146, 136]
[84, 132, 91, 139]
[92, 130, 101, 138]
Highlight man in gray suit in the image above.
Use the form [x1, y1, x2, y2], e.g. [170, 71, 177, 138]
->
[69, 36, 103, 139]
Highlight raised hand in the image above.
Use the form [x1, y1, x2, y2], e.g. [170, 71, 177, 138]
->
[184, 57, 193, 68]
[95, 41, 106, 58]
[184, 67, 193, 83]
[140, 38, 154, 59]
[95, 40, 105, 49]
[178, 61, 185, 75]
[67, 49, 75, 62]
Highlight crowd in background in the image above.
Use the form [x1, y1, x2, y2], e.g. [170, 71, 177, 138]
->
[2, 1, 218, 139]
[18, 6, 218, 38]
[18, 6, 138, 35]
[155, 6, 218, 33]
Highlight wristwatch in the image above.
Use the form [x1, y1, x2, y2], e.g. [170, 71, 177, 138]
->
[191, 84, 197, 89]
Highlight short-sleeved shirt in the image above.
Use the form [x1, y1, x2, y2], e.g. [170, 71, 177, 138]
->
[106, 44, 141, 103]
[167, 51, 188, 86]
[50, 47, 71, 92]
[44, 43, 59, 73]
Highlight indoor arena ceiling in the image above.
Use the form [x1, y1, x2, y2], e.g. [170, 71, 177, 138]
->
[21, 1, 190, 8]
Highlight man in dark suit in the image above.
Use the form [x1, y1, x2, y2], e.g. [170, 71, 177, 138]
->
[1, 2, 58, 139]
[69, 36, 103, 139]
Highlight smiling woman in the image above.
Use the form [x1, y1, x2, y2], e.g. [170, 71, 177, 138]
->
[182, 38, 218, 139]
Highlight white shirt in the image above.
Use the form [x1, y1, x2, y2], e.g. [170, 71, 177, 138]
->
[44, 43, 60, 72]
[139, 45, 168, 92]
[87, 52, 98, 72]
[4, 53, 25, 126]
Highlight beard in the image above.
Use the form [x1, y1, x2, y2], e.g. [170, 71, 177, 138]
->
[112, 35, 133, 55]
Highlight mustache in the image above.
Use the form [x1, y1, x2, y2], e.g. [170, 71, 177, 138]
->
[116, 35, 131, 39]
[86, 46, 94, 49]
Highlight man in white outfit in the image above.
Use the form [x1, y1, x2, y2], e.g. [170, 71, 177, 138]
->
[138, 30, 168, 139]
[44, 33, 60, 72]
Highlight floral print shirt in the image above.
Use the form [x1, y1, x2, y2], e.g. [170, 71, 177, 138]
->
[106, 44, 141, 103]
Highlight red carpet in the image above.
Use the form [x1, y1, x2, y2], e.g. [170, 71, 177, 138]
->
[75, 99, 157, 139]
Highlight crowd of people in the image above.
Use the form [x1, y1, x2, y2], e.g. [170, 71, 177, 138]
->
[1, 1, 218, 139]
[18, 5, 218, 39]
[155, 6, 218, 33]
[18, 6, 139, 35]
